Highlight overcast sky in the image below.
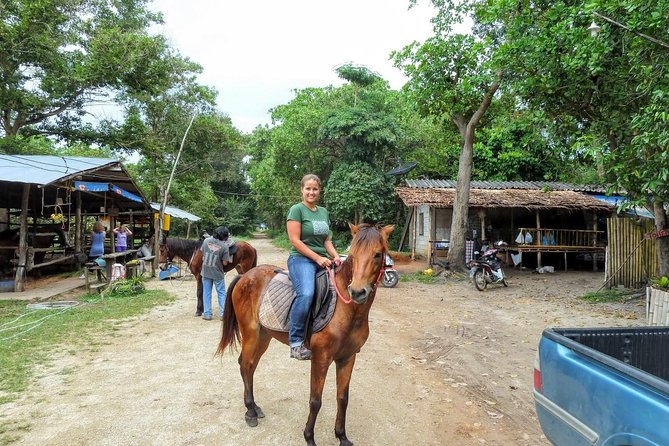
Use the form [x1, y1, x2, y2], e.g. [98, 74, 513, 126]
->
[147, 0, 440, 133]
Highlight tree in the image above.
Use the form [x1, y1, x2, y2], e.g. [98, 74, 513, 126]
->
[394, 22, 502, 270]
[472, 0, 669, 275]
[0, 0, 196, 141]
[247, 65, 434, 230]
[325, 162, 396, 225]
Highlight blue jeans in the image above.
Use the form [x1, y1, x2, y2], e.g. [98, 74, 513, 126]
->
[288, 255, 318, 347]
[202, 276, 226, 318]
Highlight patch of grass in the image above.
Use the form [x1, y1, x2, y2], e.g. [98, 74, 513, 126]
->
[0, 285, 174, 401]
[400, 271, 439, 284]
[581, 289, 626, 303]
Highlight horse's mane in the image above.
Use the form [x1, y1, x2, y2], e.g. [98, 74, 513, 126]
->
[166, 237, 203, 260]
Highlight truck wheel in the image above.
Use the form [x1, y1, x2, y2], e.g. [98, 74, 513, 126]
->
[382, 271, 400, 288]
[473, 269, 487, 291]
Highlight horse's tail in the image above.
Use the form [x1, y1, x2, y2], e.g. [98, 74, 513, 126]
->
[217, 275, 242, 356]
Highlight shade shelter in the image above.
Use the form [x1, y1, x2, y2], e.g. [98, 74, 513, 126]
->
[0, 155, 152, 291]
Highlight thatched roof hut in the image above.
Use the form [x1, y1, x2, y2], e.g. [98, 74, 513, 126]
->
[395, 187, 616, 212]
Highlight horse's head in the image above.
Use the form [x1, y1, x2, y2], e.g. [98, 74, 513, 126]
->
[158, 242, 171, 263]
[346, 223, 395, 304]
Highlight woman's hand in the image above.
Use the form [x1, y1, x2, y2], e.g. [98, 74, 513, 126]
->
[333, 255, 341, 267]
[316, 256, 331, 268]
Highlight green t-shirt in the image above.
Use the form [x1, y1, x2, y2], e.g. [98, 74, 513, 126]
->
[286, 203, 331, 258]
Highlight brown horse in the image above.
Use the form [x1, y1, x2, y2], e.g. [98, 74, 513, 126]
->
[159, 237, 257, 316]
[217, 223, 394, 446]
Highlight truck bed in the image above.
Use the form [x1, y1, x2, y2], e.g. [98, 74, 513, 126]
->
[536, 327, 669, 446]
[545, 327, 669, 387]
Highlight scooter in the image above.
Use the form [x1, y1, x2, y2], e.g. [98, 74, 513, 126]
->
[338, 253, 399, 288]
[468, 246, 508, 291]
[381, 253, 400, 288]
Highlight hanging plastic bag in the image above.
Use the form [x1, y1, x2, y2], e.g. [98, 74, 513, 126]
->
[515, 231, 524, 244]
[524, 232, 533, 244]
[511, 252, 522, 266]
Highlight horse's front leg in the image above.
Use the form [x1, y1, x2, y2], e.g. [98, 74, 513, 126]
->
[304, 355, 333, 446]
[334, 355, 356, 446]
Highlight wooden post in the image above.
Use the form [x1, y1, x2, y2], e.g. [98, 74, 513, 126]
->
[478, 210, 486, 241]
[411, 206, 417, 261]
[75, 190, 82, 254]
[14, 184, 30, 292]
[153, 212, 160, 274]
[536, 210, 542, 268]
[0, 208, 8, 231]
[129, 209, 134, 249]
[592, 213, 599, 272]
[186, 220, 191, 239]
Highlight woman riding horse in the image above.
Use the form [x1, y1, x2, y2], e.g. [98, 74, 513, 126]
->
[217, 223, 394, 446]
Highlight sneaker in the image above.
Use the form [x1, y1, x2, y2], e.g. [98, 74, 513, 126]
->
[290, 344, 312, 360]
[202, 315, 212, 321]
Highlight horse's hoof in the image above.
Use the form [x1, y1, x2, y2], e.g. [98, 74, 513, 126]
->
[245, 414, 258, 427]
[254, 404, 265, 418]
[339, 440, 353, 446]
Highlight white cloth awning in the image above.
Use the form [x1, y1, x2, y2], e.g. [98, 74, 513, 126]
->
[150, 203, 201, 222]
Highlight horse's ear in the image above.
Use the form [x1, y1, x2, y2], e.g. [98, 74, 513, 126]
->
[381, 225, 395, 240]
[348, 222, 359, 236]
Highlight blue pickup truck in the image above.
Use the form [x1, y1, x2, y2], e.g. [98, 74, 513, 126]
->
[533, 327, 669, 446]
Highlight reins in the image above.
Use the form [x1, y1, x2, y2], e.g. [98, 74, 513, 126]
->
[328, 266, 352, 304]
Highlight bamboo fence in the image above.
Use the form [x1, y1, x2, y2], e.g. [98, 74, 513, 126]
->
[606, 218, 658, 289]
[647, 287, 669, 325]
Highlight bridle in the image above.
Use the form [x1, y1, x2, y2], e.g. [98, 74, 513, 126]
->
[328, 251, 387, 305]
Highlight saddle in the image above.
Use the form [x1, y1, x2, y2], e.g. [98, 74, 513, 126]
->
[228, 243, 238, 257]
[258, 268, 336, 334]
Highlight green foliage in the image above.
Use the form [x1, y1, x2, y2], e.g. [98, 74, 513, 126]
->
[325, 162, 396, 225]
[247, 67, 433, 231]
[219, 196, 256, 237]
[105, 277, 146, 297]
[0, 0, 194, 141]
[400, 271, 439, 284]
[652, 276, 669, 290]
[580, 289, 626, 303]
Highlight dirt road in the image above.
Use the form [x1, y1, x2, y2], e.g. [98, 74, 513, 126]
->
[4, 234, 645, 445]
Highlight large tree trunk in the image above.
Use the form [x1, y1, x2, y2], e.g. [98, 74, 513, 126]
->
[446, 73, 502, 271]
[447, 119, 474, 270]
[654, 200, 669, 277]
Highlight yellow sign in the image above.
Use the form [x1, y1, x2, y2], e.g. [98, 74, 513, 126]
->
[154, 212, 171, 231]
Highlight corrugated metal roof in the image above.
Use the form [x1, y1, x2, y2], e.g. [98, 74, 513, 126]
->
[150, 203, 201, 222]
[0, 155, 116, 185]
[405, 179, 608, 193]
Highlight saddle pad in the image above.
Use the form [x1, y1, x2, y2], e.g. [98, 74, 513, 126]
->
[259, 272, 336, 333]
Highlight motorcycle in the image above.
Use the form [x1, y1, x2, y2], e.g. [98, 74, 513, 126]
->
[468, 246, 508, 291]
[339, 253, 399, 288]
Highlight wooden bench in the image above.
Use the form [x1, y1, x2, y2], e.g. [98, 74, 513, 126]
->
[84, 263, 107, 294]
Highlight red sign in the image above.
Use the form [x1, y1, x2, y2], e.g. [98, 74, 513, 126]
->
[645, 229, 669, 239]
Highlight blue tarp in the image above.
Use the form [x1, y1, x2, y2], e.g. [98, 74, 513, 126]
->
[75, 181, 143, 203]
[592, 195, 655, 219]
